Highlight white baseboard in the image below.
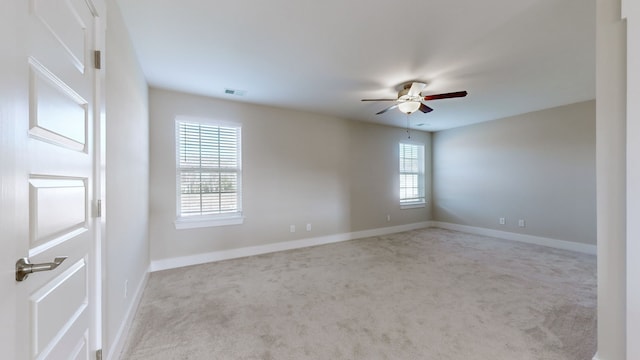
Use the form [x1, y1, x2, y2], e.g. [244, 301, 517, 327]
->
[431, 221, 597, 255]
[150, 220, 595, 272]
[591, 353, 600, 360]
[150, 221, 432, 272]
[106, 269, 150, 360]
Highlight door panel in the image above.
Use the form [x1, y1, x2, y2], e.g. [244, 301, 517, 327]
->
[29, 259, 88, 358]
[29, 59, 88, 151]
[29, 177, 87, 255]
[6, 0, 103, 358]
[32, 0, 89, 73]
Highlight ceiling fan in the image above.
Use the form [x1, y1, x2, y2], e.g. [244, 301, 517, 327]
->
[361, 82, 468, 115]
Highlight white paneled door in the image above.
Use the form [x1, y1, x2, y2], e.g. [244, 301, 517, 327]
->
[1, 0, 104, 359]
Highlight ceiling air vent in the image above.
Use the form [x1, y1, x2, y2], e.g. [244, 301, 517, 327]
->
[224, 88, 246, 96]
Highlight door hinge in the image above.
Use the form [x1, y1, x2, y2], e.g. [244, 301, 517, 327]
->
[96, 349, 102, 360]
[94, 50, 102, 69]
[95, 199, 102, 218]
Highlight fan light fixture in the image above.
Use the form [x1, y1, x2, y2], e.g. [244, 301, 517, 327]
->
[361, 81, 468, 116]
[398, 101, 421, 114]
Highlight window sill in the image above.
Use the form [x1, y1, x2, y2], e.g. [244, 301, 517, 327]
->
[400, 202, 426, 210]
[175, 215, 244, 229]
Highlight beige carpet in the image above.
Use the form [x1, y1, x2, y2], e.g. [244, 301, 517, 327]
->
[120, 228, 596, 360]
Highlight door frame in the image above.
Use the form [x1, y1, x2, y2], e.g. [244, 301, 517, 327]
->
[622, 0, 640, 358]
[92, 1, 107, 355]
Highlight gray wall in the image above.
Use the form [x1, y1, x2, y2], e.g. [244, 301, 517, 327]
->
[105, 2, 149, 357]
[432, 100, 596, 245]
[596, 0, 627, 358]
[149, 88, 431, 263]
[623, 0, 640, 357]
[348, 121, 431, 231]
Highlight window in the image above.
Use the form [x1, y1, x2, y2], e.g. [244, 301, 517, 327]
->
[175, 117, 243, 229]
[399, 142, 425, 208]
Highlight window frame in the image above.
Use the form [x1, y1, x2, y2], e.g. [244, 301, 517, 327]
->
[174, 116, 244, 229]
[399, 141, 426, 209]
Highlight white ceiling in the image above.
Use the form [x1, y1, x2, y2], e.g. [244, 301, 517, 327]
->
[117, 0, 595, 131]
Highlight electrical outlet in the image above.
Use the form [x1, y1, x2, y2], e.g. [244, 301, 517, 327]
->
[124, 280, 128, 299]
[518, 219, 526, 228]
[387, 214, 391, 222]
[306, 223, 311, 231]
[289, 225, 295, 233]
[499, 217, 506, 225]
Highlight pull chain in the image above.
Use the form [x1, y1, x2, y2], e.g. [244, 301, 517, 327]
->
[406, 113, 411, 139]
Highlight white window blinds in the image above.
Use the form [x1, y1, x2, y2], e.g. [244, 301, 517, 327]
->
[176, 119, 242, 220]
[399, 142, 425, 206]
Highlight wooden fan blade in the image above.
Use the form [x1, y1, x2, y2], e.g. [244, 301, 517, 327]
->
[419, 104, 434, 113]
[423, 91, 468, 101]
[361, 98, 398, 102]
[376, 104, 399, 115]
